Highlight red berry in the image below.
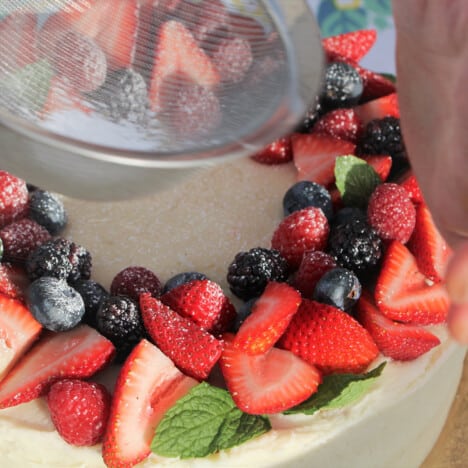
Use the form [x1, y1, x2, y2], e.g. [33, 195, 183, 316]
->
[271, 207, 329, 269]
[110, 266, 162, 302]
[313, 108, 363, 143]
[251, 137, 293, 165]
[0, 171, 29, 229]
[47, 379, 111, 446]
[322, 29, 376, 63]
[367, 183, 416, 243]
[211, 37, 253, 83]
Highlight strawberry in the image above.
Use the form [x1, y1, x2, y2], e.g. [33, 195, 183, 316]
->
[278, 300, 379, 375]
[211, 36, 253, 84]
[354, 92, 400, 126]
[0, 263, 29, 300]
[47, 379, 111, 446]
[292, 133, 356, 186]
[322, 29, 376, 63]
[161, 279, 236, 334]
[0, 171, 29, 229]
[140, 293, 223, 380]
[399, 172, 424, 204]
[102, 339, 198, 468]
[374, 241, 449, 325]
[220, 334, 321, 415]
[363, 155, 392, 182]
[233, 282, 301, 355]
[313, 108, 363, 143]
[149, 20, 220, 112]
[251, 137, 293, 165]
[188, 0, 229, 44]
[354, 64, 396, 101]
[408, 203, 452, 283]
[357, 292, 440, 361]
[0, 325, 114, 408]
[271, 207, 329, 269]
[0, 294, 42, 381]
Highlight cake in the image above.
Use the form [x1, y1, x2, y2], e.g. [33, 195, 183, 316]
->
[0, 3, 466, 468]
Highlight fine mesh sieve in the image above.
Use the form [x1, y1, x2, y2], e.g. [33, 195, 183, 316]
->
[0, 0, 323, 199]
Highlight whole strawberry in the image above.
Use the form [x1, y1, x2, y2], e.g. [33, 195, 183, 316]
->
[47, 379, 111, 446]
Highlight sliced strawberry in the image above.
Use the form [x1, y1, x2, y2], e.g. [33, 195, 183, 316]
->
[251, 137, 293, 165]
[102, 339, 198, 468]
[357, 292, 440, 361]
[399, 172, 425, 204]
[313, 108, 363, 143]
[149, 20, 220, 112]
[0, 263, 29, 300]
[0, 325, 114, 408]
[354, 92, 400, 126]
[363, 155, 392, 182]
[278, 300, 378, 375]
[233, 282, 301, 355]
[220, 334, 321, 415]
[140, 293, 223, 380]
[161, 279, 236, 334]
[322, 29, 376, 63]
[354, 64, 396, 101]
[0, 294, 42, 381]
[292, 133, 356, 186]
[375, 241, 449, 324]
[408, 204, 453, 283]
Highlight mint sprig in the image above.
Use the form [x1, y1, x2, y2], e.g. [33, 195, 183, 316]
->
[284, 362, 386, 415]
[334, 155, 381, 208]
[151, 382, 271, 459]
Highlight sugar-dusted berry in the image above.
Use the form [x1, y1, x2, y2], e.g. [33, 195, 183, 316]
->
[283, 180, 333, 220]
[0, 171, 29, 229]
[28, 189, 68, 235]
[110, 266, 162, 303]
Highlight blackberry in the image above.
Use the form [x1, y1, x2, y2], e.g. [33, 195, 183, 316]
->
[283, 181, 333, 220]
[227, 247, 289, 300]
[110, 266, 162, 302]
[356, 117, 409, 178]
[320, 62, 363, 111]
[163, 271, 208, 294]
[28, 189, 68, 235]
[328, 218, 383, 279]
[72, 279, 109, 328]
[96, 295, 145, 363]
[26, 237, 92, 283]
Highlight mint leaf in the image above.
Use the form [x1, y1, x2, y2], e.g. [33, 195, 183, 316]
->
[284, 362, 386, 415]
[335, 155, 381, 208]
[151, 382, 271, 459]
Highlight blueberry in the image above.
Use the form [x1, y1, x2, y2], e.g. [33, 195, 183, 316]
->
[232, 297, 257, 332]
[163, 271, 208, 294]
[27, 276, 85, 331]
[313, 267, 361, 312]
[331, 207, 367, 229]
[28, 190, 68, 235]
[321, 62, 363, 110]
[72, 279, 109, 328]
[283, 181, 333, 220]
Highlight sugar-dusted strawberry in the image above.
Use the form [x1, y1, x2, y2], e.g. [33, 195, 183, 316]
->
[354, 92, 400, 126]
[0, 171, 29, 229]
[220, 334, 321, 415]
[408, 203, 452, 283]
[149, 20, 220, 112]
[0, 264, 29, 300]
[375, 241, 449, 324]
[0, 294, 42, 381]
[251, 137, 293, 165]
[354, 64, 396, 101]
[110, 266, 162, 302]
[357, 292, 440, 361]
[271, 207, 329, 269]
[189, 0, 230, 44]
[399, 172, 424, 204]
[140, 293, 223, 380]
[47, 379, 111, 446]
[278, 300, 378, 375]
[161, 279, 236, 334]
[0, 218, 51, 264]
[292, 133, 356, 186]
[322, 29, 376, 63]
[233, 282, 301, 355]
[211, 36, 253, 84]
[102, 339, 198, 468]
[313, 108, 363, 143]
[293, 251, 337, 298]
[367, 183, 416, 244]
[363, 155, 392, 182]
[0, 325, 114, 408]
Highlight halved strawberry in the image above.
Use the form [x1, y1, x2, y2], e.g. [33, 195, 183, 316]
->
[149, 20, 220, 112]
[292, 133, 356, 186]
[313, 108, 363, 143]
[278, 300, 378, 375]
[354, 92, 400, 126]
[251, 137, 293, 165]
[0, 263, 29, 300]
[399, 172, 424, 205]
[0, 325, 114, 408]
[220, 334, 321, 415]
[357, 292, 440, 361]
[233, 282, 301, 355]
[322, 29, 376, 63]
[375, 241, 449, 324]
[102, 339, 198, 468]
[354, 64, 396, 101]
[0, 294, 42, 381]
[140, 293, 223, 380]
[363, 155, 392, 182]
[408, 204, 453, 283]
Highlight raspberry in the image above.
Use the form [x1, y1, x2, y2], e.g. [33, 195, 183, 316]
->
[314, 108, 363, 143]
[110, 266, 162, 302]
[0, 171, 29, 229]
[271, 207, 329, 269]
[47, 379, 111, 446]
[0, 218, 51, 263]
[367, 183, 416, 243]
[212, 37, 253, 84]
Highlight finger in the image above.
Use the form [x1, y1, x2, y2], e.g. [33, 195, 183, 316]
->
[445, 241, 468, 304]
[448, 303, 468, 345]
